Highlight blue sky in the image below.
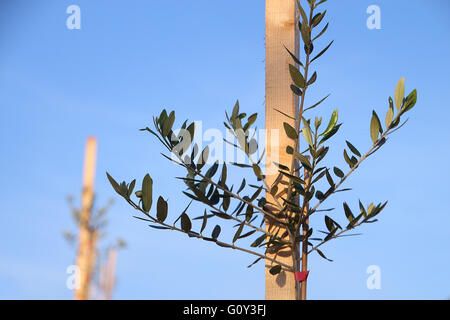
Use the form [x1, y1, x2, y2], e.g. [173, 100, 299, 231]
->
[0, 0, 449, 299]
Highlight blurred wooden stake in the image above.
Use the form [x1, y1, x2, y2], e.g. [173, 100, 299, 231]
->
[103, 247, 118, 300]
[74, 137, 97, 300]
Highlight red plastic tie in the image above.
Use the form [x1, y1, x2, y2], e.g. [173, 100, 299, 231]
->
[294, 271, 309, 282]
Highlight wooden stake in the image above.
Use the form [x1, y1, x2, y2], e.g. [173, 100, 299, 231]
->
[265, 0, 299, 300]
[103, 247, 118, 300]
[86, 230, 98, 299]
[74, 137, 97, 300]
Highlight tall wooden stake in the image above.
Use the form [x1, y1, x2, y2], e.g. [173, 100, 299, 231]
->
[74, 137, 97, 300]
[265, 0, 299, 300]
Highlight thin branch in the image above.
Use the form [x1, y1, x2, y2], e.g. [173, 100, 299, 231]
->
[308, 222, 363, 255]
[308, 111, 405, 216]
[127, 199, 294, 271]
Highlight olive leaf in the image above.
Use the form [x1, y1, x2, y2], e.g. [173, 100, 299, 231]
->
[156, 196, 168, 222]
[142, 174, 153, 212]
[394, 78, 405, 111]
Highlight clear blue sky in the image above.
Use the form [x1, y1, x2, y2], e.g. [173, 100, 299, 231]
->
[0, 0, 449, 299]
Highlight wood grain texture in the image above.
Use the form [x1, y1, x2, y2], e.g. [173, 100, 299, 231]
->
[265, 0, 299, 300]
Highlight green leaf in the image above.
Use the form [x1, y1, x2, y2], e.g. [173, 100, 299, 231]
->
[273, 162, 290, 171]
[142, 174, 153, 212]
[300, 19, 310, 45]
[245, 113, 258, 131]
[284, 45, 303, 67]
[250, 186, 263, 202]
[302, 124, 314, 147]
[313, 22, 329, 41]
[289, 64, 305, 88]
[200, 210, 208, 234]
[205, 161, 219, 178]
[320, 123, 341, 144]
[283, 122, 298, 140]
[251, 234, 266, 247]
[233, 223, 245, 243]
[316, 249, 333, 262]
[290, 84, 303, 96]
[127, 179, 136, 198]
[247, 257, 262, 268]
[212, 225, 221, 240]
[311, 11, 326, 28]
[346, 141, 361, 157]
[359, 200, 367, 218]
[343, 202, 354, 223]
[231, 162, 252, 168]
[280, 170, 306, 185]
[186, 122, 195, 143]
[304, 94, 330, 111]
[197, 146, 209, 171]
[180, 213, 191, 232]
[315, 190, 325, 200]
[118, 182, 127, 197]
[325, 169, 334, 187]
[162, 111, 175, 137]
[231, 100, 240, 119]
[310, 40, 334, 63]
[245, 204, 254, 222]
[294, 152, 312, 170]
[297, 0, 308, 25]
[220, 163, 227, 186]
[370, 111, 382, 144]
[274, 108, 296, 120]
[321, 109, 338, 136]
[213, 211, 232, 220]
[216, 241, 232, 248]
[385, 105, 394, 128]
[237, 178, 246, 194]
[222, 194, 230, 212]
[395, 78, 405, 111]
[149, 225, 170, 230]
[324, 215, 335, 232]
[333, 166, 344, 178]
[368, 203, 375, 216]
[343, 149, 353, 168]
[238, 230, 256, 240]
[156, 196, 168, 222]
[307, 72, 317, 86]
[269, 265, 282, 275]
[315, 0, 328, 7]
[315, 117, 322, 130]
[252, 164, 263, 180]
[106, 172, 122, 196]
[403, 89, 417, 112]
[158, 109, 168, 127]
